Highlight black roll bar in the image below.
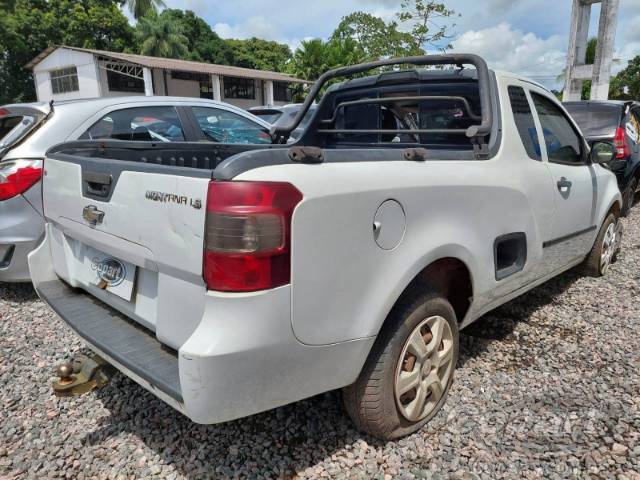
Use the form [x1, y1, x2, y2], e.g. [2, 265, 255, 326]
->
[271, 53, 493, 144]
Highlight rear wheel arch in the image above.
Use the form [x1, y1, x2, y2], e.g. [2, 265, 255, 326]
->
[380, 257, 474, 336]
[607, 199, 621, 220]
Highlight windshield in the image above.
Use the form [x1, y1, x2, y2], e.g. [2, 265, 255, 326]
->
[563, 103, 622, 138]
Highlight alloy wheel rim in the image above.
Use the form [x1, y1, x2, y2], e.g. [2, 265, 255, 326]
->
[394, 315, 454, 422]
[600, 222, 617, 274]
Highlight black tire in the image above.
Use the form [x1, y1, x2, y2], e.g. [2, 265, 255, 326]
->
[581, 213, 619, 277]
[621, 178, 638, 217]
[342, 289, 459, 440]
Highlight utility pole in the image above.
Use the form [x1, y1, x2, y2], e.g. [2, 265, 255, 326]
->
[563, 0, 620, 101]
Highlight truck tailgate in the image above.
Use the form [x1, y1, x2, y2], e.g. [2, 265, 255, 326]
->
[42, 155, 211, 349]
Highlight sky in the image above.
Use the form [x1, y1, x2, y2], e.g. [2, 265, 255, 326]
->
[163, 0, 640, 89]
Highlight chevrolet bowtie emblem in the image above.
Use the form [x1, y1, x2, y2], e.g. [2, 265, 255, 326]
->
[82, 205, 104, 227]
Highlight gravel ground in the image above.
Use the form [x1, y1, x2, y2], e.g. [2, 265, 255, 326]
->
[2, 210, 640, 480]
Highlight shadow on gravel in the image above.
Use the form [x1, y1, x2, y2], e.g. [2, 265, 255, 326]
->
[79, 268, 585, 478]
[0, 282, 38, 302]
[457, 268, 581, 368]
[88, 384, 370, 478]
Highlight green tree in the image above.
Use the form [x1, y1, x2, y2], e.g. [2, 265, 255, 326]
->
[289, 39, 330, 81]
[159, 9, 233, 64]
[331, 12, 419, 60]
[124, 0, 165, 20]
[226, 38, 292, 72]
[397, 0, 459, 52]
[136, 13, 188, 58]
[609, 55, 640, 100]
[0, 0, 16, 10]
[324, 37, 367, 71]
[288, 36, 368, 84]
[0, 0, 136, 104]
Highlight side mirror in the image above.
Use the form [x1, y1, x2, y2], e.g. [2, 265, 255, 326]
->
[591, 141, 616, 164]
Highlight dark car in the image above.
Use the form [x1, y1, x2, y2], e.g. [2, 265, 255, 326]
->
[564, 100, 640, 215]
[248, 103, 317, 141]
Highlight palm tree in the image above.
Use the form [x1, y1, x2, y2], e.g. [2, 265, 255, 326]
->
[290, 39, 329, 81]
[136, 14, 188, 59]
[125, 0, 166, 20]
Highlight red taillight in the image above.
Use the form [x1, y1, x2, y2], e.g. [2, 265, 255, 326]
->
[0, 108, 9, 118]
[0, 159, 43, 201]
[203, 181, 302, 292]
[614, 127, 631, 159]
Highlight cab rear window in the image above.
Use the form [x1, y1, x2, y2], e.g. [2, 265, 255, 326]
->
[327, 82, 482, 149]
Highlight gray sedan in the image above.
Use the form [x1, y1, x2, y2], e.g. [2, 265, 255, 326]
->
[0, 96, 271, 282]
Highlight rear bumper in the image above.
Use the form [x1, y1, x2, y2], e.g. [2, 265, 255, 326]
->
[29, 231, 375, 424]
[0, 192, 44, 283]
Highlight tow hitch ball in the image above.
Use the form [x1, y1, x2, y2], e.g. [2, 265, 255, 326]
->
[52, 354, 114, 397]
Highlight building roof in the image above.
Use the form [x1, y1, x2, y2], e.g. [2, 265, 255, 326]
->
[26, 45, 311, 84]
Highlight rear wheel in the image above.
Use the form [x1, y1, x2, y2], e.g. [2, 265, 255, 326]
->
[343, 290, 459, 440]
[622, 177, 638, 217]
[581, 213, 622, 277]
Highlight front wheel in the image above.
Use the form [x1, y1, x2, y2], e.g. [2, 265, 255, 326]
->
[342, 290, 459, 440]
[581, 213, 622, 277]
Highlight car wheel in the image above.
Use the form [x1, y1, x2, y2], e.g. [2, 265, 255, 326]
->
[581, 213, 622, 277]
[621, 178, 638, 217]
[342, 289, 459, 440]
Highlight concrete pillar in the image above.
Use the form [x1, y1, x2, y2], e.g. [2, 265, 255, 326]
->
[563, 0, 591, 101]
[143, 67, 153, 96]
[590, 0, 620, 100]
[211, 74, 222, 101]
[264, 80, 274, 106]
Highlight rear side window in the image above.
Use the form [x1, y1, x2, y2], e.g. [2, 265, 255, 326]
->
[0, 115, 40, 150]
[192, 107, 271, 144]
[532, 93, 583, 165]
[563, 103, 622, 138]
[508, 86, 540, 160]
[0, 117, 24, 140]
[80, 106, 185, 142]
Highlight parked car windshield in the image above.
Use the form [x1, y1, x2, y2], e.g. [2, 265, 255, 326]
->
[563, 103, 622, 138]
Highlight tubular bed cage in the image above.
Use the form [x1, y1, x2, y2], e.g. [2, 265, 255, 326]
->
[271, 54, 494, 149]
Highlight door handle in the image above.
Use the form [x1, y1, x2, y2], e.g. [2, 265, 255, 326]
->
[557, 177, 572, 191]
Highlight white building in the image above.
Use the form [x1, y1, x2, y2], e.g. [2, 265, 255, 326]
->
[25, 46, 310, 108]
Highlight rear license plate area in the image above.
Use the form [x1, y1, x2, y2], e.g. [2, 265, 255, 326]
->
[83, 247, 137, 302]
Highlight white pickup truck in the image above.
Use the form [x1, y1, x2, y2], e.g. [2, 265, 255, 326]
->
[30, 55, 622, 440]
